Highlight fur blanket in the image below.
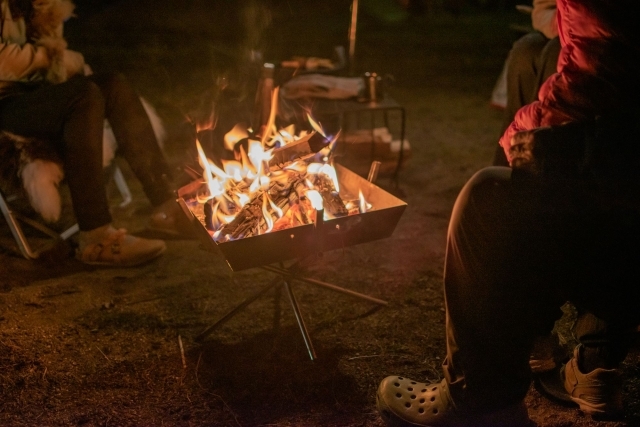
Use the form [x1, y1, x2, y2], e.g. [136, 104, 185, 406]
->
[0, 131, 64, 222]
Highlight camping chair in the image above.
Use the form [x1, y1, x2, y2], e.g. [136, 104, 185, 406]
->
[0, 187, 79, 259]
[0, 165, 134, 260]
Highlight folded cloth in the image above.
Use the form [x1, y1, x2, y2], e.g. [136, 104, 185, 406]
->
[281, 74, 364, 100]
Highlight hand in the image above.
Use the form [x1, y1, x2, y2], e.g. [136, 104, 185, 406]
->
[509, 129, 539, 172]
[63, 49, 85, 77]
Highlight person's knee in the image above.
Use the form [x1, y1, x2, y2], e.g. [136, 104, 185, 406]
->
[458, 167, 511, 207]
[67, 75, 105, 113]
[448, 167, 511, 239]
[95, 72, 133, 99]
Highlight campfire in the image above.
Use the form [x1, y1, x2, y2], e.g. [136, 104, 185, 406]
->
[178, 89, 406, 271]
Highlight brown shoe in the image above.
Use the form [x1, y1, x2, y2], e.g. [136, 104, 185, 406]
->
[376, 376, 532, 427]
[76, 225, 166, 267]
[535, 345, 623, 420]
[563, 345, 624, 419]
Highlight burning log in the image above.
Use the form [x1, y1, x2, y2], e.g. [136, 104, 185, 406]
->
[215, 171, 306, 240]
[269, 132, 314, 168]
[309, 173, 348, 217]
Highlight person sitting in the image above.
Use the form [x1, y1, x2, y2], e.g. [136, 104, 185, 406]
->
[493, 0, 560, 166]
[376, 0, 640, 425]
[0, 0, 187, 267]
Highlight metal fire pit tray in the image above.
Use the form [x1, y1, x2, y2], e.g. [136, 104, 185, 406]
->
[177, 164, 407, 271]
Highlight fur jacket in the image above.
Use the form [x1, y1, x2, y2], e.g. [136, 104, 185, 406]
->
[0, 0, 75, 98]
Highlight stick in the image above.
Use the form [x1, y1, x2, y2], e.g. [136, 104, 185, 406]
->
[95, 345, 111, 362]
[178, 335, 187, 369]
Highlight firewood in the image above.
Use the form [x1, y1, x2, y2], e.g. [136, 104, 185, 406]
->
[310, 174, 348, 217]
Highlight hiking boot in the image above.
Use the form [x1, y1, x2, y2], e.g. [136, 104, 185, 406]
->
[536, 345, 624, 420]
[376, 376, 533, 427]
[76, 225, 166, 267]
[564, 345, 624, 419]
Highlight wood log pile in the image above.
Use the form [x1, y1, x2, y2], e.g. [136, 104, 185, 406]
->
[203, 159, 351, 241]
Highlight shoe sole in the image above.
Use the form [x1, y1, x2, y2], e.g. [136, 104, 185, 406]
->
[534, 368, 575, 406]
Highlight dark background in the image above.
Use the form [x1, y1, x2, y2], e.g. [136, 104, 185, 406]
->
[1, 1, 638, 426]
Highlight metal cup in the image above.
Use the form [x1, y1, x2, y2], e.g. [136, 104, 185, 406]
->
[363, 72, 383, 101]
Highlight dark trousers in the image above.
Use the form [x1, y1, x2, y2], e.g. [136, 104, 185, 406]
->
[0, 73, 173, 231]
[494, 33, 561, 166]
[442, 167, 640, 412]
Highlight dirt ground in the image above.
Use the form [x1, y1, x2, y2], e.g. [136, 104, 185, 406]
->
[1, 1, 639, 426]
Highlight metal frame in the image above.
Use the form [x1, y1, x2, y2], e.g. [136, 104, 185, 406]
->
[184, 163, 402, 360]
[0, 189, 78, 259]
[194, 260, 388, 361]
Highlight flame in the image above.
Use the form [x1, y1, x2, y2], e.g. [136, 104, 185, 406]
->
[306, 113, 326, 138]
[261, 193, 274, 233]
[306, 190, 324, 211]
[284, 161, 307, 173]
[235, 192, 250, 207]
[194, 103, 216, 133]
[261, 86, 280, 146]
[306, 162, 340, 192]
[196, 140, 225, 201]
[320, 163, 339, 192]
[194, 115, 374, 240]
[359, 190, 371, 213]
[247, 139, 273, 176]
[224, 123, 249, 151]
[268, 195, 283, 218]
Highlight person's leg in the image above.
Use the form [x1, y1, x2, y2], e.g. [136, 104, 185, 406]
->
[555, 188, 640, 417]
[377, 167, 566, 426]
[0, 76, 167, 266]
[441, 167, 567, 411]
[91, 72, 174, 207]
[0, 76, 112, 231]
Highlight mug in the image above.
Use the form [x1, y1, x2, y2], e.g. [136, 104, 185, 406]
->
[362, 72, 389, 102]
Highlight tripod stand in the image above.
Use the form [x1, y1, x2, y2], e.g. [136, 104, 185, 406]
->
[195, 259, 388, 361]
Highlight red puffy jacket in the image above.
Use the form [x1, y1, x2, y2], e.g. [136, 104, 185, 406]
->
[499, 0, 640, 161]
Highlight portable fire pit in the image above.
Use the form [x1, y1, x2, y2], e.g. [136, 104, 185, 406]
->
[178, 139, 406, 360]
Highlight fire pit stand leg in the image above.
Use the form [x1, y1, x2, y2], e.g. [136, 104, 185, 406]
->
[194, 260, 386, 360]
[283, 279, 317, 361]
[262, 265, 388, 306]
[195, 275, 282, 342]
